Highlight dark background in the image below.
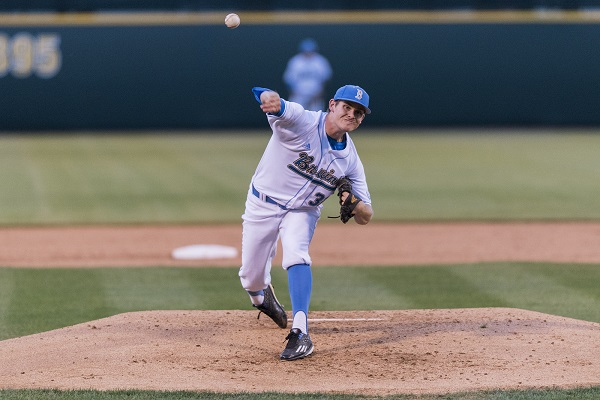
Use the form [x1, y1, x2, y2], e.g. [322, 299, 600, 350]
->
[2, 4, 600, 130]
[0, 1, 596, 11]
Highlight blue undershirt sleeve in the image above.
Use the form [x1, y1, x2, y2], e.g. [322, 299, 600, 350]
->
[252, 87, 270, 103]
[251, 87, 285, 117]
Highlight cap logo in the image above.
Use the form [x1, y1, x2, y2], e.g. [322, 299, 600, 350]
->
[355, 89, 363, 100]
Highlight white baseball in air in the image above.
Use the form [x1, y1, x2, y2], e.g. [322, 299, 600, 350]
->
[225, 13, 240, 29]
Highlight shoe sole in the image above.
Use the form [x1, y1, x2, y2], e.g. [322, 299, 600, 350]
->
[280, 344, 314, 361]
[265, 284, 287, 329]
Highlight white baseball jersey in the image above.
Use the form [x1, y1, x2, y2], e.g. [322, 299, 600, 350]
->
[283, 53, 332, 111]
[251, 97, 371, 212]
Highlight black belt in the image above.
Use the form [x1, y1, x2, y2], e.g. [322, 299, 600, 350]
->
[252, 185, 287, 210]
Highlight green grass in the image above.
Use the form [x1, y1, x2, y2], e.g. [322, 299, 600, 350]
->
[357, 129, 600, 220]
[0, 133, 261, 224]
[1, 263, 598, 341]
[1, 130, 600, 224]
[1, 387, 600, 400]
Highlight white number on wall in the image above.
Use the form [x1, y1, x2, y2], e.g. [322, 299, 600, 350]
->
[0, 32, 62, 78]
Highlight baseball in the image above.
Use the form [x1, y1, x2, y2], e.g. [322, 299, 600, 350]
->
[225, 13, 240, 29]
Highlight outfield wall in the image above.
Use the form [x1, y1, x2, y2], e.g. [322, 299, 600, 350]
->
[2, 10, 600, 130]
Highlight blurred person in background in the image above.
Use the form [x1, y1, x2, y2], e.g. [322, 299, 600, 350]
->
[283, 38, 333, 111]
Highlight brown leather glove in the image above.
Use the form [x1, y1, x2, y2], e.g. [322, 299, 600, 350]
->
[335, 177, 362, 224]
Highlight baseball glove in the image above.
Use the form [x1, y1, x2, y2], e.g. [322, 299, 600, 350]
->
[333, 177, 362, 224]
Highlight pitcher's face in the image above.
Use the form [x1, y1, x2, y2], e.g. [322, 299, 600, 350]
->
[328, 100, 366, 133]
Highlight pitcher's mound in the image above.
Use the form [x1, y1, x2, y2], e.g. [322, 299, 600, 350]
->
[1, 308, 599, 396]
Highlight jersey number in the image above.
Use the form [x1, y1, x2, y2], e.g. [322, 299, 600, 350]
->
[308, 192, 326, 206]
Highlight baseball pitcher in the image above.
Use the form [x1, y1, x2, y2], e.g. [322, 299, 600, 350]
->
[239, 84, 373, 360]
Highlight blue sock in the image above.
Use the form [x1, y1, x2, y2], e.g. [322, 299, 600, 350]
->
[246, 289, 264, 306]
[287, 263, 312, 332]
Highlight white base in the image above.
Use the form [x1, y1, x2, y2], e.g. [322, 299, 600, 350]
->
[171, 244, 238, 260]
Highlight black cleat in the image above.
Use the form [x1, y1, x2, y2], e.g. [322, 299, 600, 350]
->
[254, 284, 287, 329]
[280, 328, 314, 361]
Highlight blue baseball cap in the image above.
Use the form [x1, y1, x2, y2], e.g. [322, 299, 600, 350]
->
[333, 85, 371, 114]
[299, 38, 318, 52]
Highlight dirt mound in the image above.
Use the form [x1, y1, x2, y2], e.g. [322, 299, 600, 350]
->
[1, 222, 600, 395]
[1, 308, 599, 395]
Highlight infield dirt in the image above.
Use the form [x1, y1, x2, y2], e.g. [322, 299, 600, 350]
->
[0, 222, 599, 395]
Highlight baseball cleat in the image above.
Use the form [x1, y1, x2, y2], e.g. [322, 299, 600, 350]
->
[280, 328, 314, 361]
[254, 284, 288, 329]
